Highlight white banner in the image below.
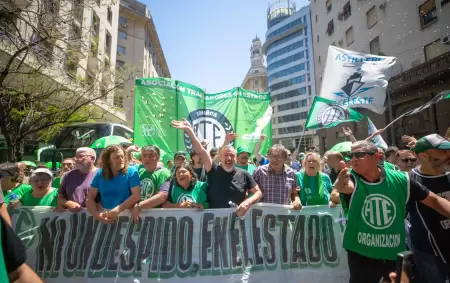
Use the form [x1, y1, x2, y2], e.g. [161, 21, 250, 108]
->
[10, 204, 349, 282]
[320, 46, 397, 114]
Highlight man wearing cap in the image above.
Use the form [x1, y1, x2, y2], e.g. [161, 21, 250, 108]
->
[173, 151, 187, 172]
[407, 134, 450, 283]
[235, 146, 256, 175]
[335, 140, 450, 283]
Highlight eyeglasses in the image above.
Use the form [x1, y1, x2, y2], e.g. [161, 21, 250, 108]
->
[268, 155, 286, 160]
[348, 151, 376, 159]
[401, 158, 417, 163]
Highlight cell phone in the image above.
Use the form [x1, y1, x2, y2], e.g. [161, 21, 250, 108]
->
[395, 251, 416, 283]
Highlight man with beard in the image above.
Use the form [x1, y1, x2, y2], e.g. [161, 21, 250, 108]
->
[407, 134, 450, 282]
[172, 119, 262, 216]
[335, 140, 450, 283]
[57, 148, 98, 211]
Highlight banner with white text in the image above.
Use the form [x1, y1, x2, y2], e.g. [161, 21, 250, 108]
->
[10, 204, 349, 282]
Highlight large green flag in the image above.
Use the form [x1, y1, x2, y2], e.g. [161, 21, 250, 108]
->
[305, 96, 364, 129]
[133, 78, 272, 161]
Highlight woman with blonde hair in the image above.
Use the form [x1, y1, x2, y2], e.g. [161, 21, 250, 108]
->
[296, 152, 337, 206]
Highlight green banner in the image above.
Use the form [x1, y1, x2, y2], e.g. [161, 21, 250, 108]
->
[134, 78, 272, 159]
[305, 96, 364, 130]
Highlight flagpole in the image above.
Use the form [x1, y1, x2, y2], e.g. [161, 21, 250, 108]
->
[387, 92, 396, 146]
[382, 112, 406, 131]
[296, 123, 307, 151]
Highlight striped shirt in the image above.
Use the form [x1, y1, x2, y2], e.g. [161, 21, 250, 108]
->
[253, 164, 298, 205]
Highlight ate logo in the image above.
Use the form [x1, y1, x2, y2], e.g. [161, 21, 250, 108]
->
[185, 109, 234, 152]
[361, 194, 396, 230]
[317, 104, 350, 128]
[177, 194, 196, 203]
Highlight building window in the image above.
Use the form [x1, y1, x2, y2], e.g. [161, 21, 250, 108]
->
[343, 2, 351, 20]
[119, 16, 128, 27]
[107, 7, 112, 23]
[105, 31, 112, 57]
[114, 92, 123, 107]
[442, 0, 450, 6]
[317, 34, 319, 43]
[277, 100, 308, 112]
[366, 6, 377, 28]
[271, 88, 307, 102]
[326, 0, 332, 13]
[346, 26, 354, 46]
[424, 39, 445, 61]
[255, 80, 259, 85]
[370, 36, 380, 55]
[269, 76, 306, 92]
[116, 60, 125, 68]
[326, 20, 334, 35]
[119, 31, 127, 40]
[308, 85, 312, 95]
[267, 40, 304, 63]
[419, 0, 437, 28]
[306, 61, 310, 71]
[305, 38, 308, 47]
[316, 14, 318, 22]
[117, 45, 126, 54]
[267, 51, 305, 72]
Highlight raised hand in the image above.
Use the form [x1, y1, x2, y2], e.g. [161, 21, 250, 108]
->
[335, 160, 354, 194]
[342, 127, 353, 137]
[259, 134, 266, 141]
[225, 132, 238, 143]
[171, 119, 192, 131]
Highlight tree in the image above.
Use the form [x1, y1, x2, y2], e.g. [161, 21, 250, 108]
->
[0, 0, 136, 161]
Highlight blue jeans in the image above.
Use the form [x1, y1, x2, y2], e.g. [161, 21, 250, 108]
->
[411, 245, 449, 283]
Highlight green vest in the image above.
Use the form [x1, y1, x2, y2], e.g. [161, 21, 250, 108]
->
[170, 181, 208, 208]
[0, 219, 9, 281]
[343, 169, 408, 260]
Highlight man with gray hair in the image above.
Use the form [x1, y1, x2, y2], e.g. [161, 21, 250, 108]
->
[335, 140, 450, 283]
[253, 144, 301, 208]
[57, 147, 98, 211]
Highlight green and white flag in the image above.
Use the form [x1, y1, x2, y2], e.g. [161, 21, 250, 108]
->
[305, 96, 364, 129]
[134, 78, 272, 160]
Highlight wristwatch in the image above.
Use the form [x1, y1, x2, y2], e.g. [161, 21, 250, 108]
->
[137, 202, 142, 211]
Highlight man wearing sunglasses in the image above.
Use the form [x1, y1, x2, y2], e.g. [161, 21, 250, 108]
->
[335, 140, 450, 283]
[407, 134, 450, 283]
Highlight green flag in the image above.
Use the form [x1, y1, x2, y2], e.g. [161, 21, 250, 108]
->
[133, 78, 272, 159]
[305, 96, 364, 129]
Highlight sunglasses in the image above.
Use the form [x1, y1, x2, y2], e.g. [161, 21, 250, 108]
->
[0, 173, 9, 179]
[348, 151, 377, 159]
[401, 158, 417, 163]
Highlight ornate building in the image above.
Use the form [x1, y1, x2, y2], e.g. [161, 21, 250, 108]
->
[241, 36, 268, 93]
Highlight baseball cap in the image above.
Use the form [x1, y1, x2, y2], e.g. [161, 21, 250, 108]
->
[412, 134, 450, 153]
[31, 168, 53, 179]
[237, 146, 251, 156]
[174, 151, 187, 159]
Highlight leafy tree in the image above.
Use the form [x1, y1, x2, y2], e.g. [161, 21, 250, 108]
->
[0, 0, 136, 161]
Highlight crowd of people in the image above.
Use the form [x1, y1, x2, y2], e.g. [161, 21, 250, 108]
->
[0, 121, 449, 283]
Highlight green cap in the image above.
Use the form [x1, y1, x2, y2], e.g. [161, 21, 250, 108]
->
[237, 146, 251, 156]
[413, 134, 450, 153]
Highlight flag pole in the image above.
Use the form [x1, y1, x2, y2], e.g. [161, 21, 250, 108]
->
[296, 123, 307, 151]
[382, 112, 406, 131]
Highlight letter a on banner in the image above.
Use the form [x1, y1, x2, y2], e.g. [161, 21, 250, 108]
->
[320, 46, 397, 114]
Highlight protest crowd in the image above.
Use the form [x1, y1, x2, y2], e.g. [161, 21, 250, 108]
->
[0, 119, 449, 283]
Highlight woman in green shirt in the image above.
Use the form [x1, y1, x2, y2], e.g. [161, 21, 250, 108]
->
[162, 163, 208, 210]
[296, 152, 334, 206]
[18, 168, 58, 207]
[0, 162, 32, 206]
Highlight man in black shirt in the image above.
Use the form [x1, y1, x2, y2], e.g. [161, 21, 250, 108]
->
[407, 134, 450, 283]
[171, 119, 262, 215]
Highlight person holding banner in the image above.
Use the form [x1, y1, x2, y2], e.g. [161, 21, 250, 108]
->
[18, 168, 58, 207]
[86, 145, 141, 223]
[335, 140, 450, 283]
[171, 119, 262, 215]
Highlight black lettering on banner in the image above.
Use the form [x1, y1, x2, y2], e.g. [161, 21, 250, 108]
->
[320, 215, 339, 265]
[65, 213, 79, 273]
[238, 214, 250, 266]
[277, 215, 295, 266]
[251, 209, 263, 267]
[36, 217, 65, 278]
[106, 217, 127, 275]
[262, 214, 276, 266]
[89, 223, 110, 276]
[291, 215, 307, 267]
[307, 215, 322, 265]
[79, 215, 99, 273]
[177, 217, 193, 275]
[149, 217, 164, 277]
[136, 217, 155, 274]
[160, 217, 177, 274]
[200, 213, 213, 273]
[229, 213, 241, 270]
[120, 221, 138, 273]
[213, 216, 229, 274]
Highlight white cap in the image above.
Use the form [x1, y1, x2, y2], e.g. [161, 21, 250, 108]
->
[31, 168, 53, 179]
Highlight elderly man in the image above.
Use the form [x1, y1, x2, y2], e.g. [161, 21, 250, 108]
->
[57, 147, 98, 212]
[335, 140, 450, 283]
[253, 144, 301, 208]
[171, 119, 262, 215]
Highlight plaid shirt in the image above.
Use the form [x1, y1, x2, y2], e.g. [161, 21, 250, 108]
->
[253, 164, 298, 205]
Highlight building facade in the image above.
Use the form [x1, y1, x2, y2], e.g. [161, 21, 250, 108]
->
[311, 0, 450, 152]
[241, 36, 268, 93]
[262, 1, 318, 152]
[117, 0, 171, 125]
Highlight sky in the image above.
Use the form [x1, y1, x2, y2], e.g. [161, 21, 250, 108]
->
[143, 0, 309, 93]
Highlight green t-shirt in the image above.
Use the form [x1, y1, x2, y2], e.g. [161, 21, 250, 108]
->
[343, 169, 408, 260]
[20, 188, 59, 207]
[168, 181, 208, 208]
[137, 165, 172, 200]
[0, 218, 8, 282]
[383, 161, 397, 171]
[52, 177, 61, 189]
[236, 164, 257, 175]
[3, 183, 32, 205]
[295, 171, 333, 206]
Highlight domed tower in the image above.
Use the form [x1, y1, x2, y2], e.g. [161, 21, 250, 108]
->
[241, 36, 268, 93]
